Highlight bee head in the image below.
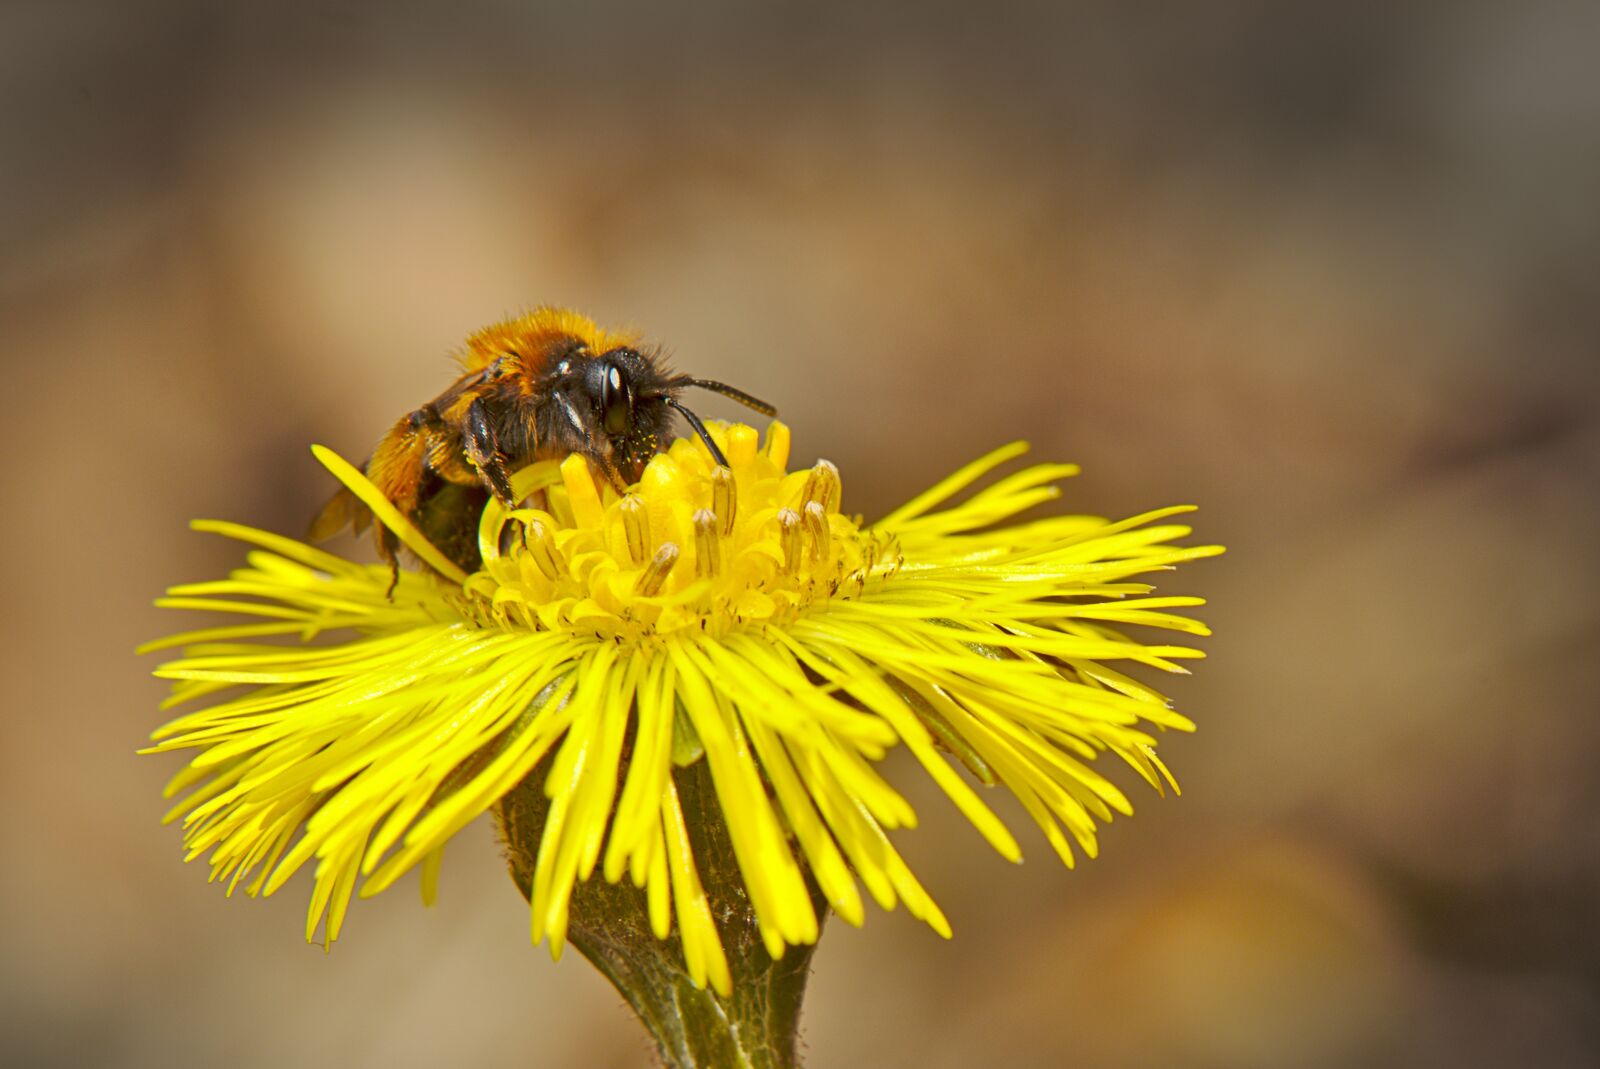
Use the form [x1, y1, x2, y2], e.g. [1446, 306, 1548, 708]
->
[573, 344, 778, 474]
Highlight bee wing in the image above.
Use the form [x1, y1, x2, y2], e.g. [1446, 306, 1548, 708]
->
[309, 485, 371, 541]
[307, 368, 479, 546]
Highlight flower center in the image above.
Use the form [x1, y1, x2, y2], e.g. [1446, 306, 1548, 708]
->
[459, 422, 901, 641]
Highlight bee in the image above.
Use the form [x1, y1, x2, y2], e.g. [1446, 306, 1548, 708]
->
[310, 308, 775, 575]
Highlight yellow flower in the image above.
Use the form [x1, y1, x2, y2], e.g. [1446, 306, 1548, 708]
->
[143, 422, 1221, 995]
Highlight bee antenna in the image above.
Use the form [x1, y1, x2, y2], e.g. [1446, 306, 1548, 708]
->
[664, 397, 732, 468]
[674, 378, 778, 417]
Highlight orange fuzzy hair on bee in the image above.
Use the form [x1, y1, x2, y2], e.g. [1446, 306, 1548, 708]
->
[457, 308, 641, 374]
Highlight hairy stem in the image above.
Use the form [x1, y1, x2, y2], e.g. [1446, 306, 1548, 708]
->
[496, 758, 826, 1068]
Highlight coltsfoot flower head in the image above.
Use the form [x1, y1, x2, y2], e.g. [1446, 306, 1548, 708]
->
[144, 421, 1221, 995]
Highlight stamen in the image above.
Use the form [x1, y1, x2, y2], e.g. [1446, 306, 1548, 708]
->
[693, 509, 721, 579]
[634, 543, 679, 597]
[522, 519, 564, 580]
[809, 460, 841, 513]
[620, 495, 650, 565]
[860, 539, 878, 578]
[711, 467, 736, 537]
[777, 508, 803, 575]
[803, 501, 830, 562]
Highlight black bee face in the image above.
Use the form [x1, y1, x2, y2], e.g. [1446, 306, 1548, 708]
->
[539, 341, 773, 489]
[552, 347, 675, 484]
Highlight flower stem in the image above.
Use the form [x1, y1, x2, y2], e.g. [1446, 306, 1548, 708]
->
[496, 758, 826, 1068]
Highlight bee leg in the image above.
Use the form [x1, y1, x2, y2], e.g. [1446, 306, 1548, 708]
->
[376, 527, 401, 599]
[596, 453, 630, 495]
[409, 402, 443, 431]
[551, 390, 626, 493]
[463, 396, 517, 506]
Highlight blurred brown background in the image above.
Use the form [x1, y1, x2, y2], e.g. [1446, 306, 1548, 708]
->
[4, 2, 1598, 1066]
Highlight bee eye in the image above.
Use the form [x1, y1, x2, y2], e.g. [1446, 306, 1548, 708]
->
[601, 363, 631, 435]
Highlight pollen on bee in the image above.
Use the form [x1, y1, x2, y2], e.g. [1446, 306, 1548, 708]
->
[620, 495, 651, 565]
[635, 543, 679, 597]
[711, 467, 736, 537]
